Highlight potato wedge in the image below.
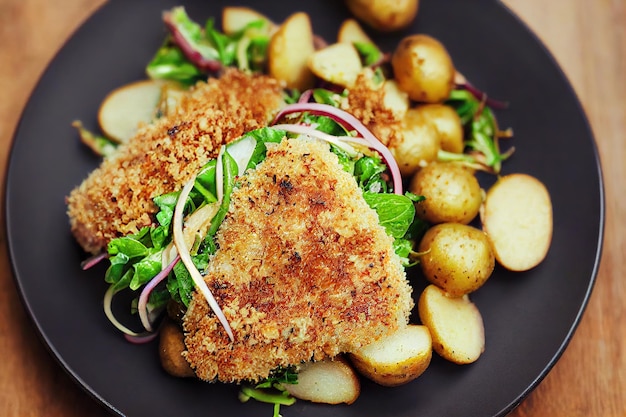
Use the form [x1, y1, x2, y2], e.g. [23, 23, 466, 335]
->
[308, 43, 363, 88]
[349, 324, 432, 387]
[382, 80, 410, 118]
[98, 79, 163, 143]
[268, 12, 315, 91]
[418, 284, 485, 364]
[338, 18, 373, 44]
[282, 357, 360, 405]
[222, 6, 276, 36]
[481, 173, 553, 271]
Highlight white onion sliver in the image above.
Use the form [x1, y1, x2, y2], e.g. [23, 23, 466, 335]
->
[173, 177, 234, 341]
[272, 103, 403, 195]
[137, 255, 179, 332]
[103, 286, 144, 337]
[271, 123, 359, 157]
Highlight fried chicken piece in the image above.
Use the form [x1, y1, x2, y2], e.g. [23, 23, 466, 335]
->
[182, 138, 413, 383]
[66, 69, 285, 254]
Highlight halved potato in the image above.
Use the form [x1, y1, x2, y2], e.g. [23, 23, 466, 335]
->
[481, 173, 553, 271]
[98, 79, 163, 143]
[349, 324, 432, 387]
[222, 6, 276, 36]
[418, 284, 485, 364]
[282, 356, 360, 404]
[338, 18, 373, 44]
[268, 12, 316, 91]
[308, 43, 363, 88]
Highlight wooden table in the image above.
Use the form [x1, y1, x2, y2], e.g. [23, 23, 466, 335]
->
[0, 1, 623, 415]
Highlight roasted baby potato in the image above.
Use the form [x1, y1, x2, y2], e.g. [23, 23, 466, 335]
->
[418, 223, 495, 296]
[268, 12, 316, 91]
[308, 43, 363, 88]
[418, 284, 485, 364]
[481, 173, 553, 271]
[159, 318, 195, 378]
[349, 324, 432, 387]
[414, 104, 464, 153]
[98, 79, 163, 143]
[282, 356, 361, 405]
[338, 18, 373, 44]
[221, 6, 276, 36]
[389, 108, 440, 177]
[345, 0, 419, 32]
[391, 34, 455, 103]
[409, 161, 482, 224]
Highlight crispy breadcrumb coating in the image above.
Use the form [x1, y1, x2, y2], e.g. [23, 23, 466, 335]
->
[66, 69, 285, 254]
[182, 138, 413, 383]
[340, 69, 403, 147]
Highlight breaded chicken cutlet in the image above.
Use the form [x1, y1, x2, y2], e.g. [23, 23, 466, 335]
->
[66, 69, 285, 254]
[182, 138, 414, 383]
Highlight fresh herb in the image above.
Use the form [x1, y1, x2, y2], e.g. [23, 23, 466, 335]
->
[239, 366, 298, 417]
[441, 89, 514, 173]
[71, 121, 118, 157]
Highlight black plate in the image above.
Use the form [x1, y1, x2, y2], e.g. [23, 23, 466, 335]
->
[5, 0, 604, 416]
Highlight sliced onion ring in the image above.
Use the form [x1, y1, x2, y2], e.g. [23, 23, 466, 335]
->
[137, 255, 180, 332]
[272, 103, 403, 195]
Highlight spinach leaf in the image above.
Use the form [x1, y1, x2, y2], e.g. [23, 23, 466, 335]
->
[362, 192, 416, 239]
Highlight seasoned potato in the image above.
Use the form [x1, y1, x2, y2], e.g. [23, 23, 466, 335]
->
[481, 173, 553, 271]
[409, 161, 482, 224]
[338, 18, 373, 44]
[418, 285, 485, 364]
[98, 79, 163, 143]
[308, 43, 363, 88]
[345, 0, 419, 32]
[391, 34, 455, 103]
[389, 108, 440, 177]
[268, 12, 316, 90]
[221, 6, 276, 36]
[415, 104, 464, 153]
[383, 80, 410, 118]
[282, 357, 360, 404]
[418, 223, 495, 296]
[159, 318, 195, 378]
[349, 324, 432, 387]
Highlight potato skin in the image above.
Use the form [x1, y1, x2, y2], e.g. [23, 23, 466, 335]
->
[389, 108, 440, 177]
[409, 161, 482, 224]
[418, 223, 495, 296]
[349, 324, 432, 387]
[414, 104, 464, 153]
[392, 34, 455, 103]
[345, 0, 419, 32]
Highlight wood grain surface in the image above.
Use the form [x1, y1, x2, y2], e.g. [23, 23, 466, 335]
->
[0, 0, 624, 416]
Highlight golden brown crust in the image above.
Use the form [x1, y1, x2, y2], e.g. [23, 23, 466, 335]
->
[182, 138, 413, 383]
[340, 70, 402, 147]
[66, 69, 285, 254]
